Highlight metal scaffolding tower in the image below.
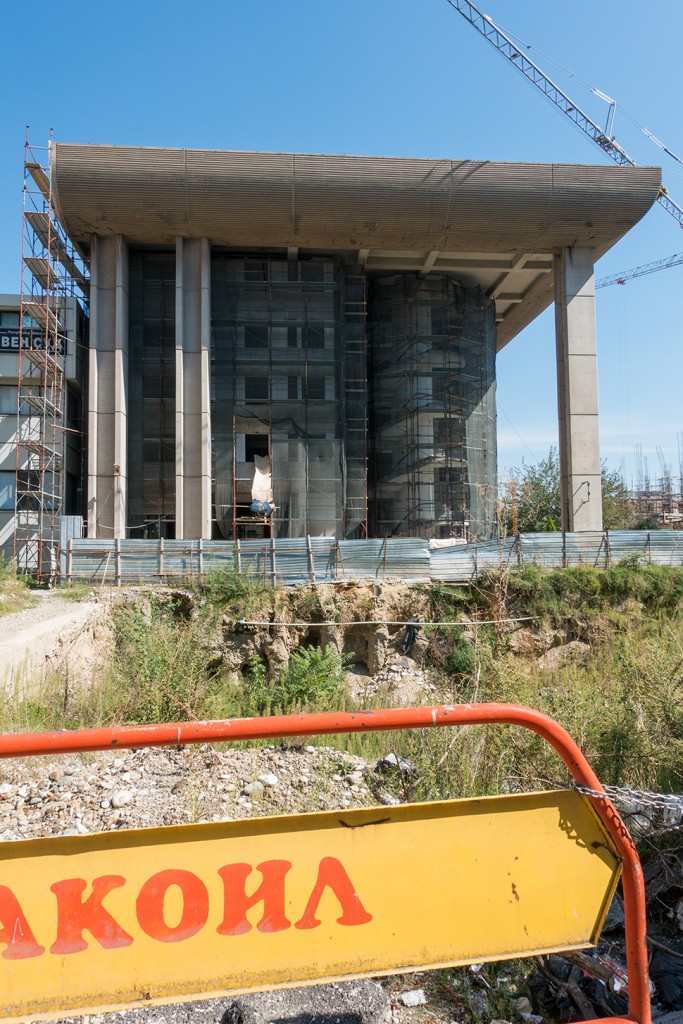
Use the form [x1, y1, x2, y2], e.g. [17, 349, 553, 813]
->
[14, 131, 88, 578]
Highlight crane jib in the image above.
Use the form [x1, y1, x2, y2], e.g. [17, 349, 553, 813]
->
[446, 0, 683, 229]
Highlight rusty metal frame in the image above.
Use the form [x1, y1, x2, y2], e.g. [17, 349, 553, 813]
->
[0, 703, 650, 1024]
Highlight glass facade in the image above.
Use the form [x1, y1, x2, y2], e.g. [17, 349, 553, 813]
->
[125, 252, 497, 541]
[369, 274, 497, 539]
[211, 257, 358, 539]
[128, 252, 176, 538]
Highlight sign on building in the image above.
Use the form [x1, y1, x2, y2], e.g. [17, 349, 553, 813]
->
[0, 328, 65, 356]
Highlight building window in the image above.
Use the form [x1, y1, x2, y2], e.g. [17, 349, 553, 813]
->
[301, 263, 324, 283]
[0, 312, 19, 327]
[245, 377, 268, 401]
[244, 323, 268, 348]
[303, 377, 325, 401]
[434, 417, 458, 445]
[245, 434, 269, 460]
[304, 324, 325, 349]
[0, 385, 17, 415]
[0, 472, 15, 511]
[244, 261, 267, 282]
[287, 376, 299, 400]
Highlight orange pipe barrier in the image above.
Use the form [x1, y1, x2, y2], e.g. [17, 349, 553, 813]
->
[0, 704, 650, 1024]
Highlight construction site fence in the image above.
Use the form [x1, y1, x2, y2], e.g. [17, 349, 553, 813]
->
[60, 529, 683, 586]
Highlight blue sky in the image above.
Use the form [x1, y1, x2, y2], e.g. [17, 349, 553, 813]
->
[1, 0, 681, 486]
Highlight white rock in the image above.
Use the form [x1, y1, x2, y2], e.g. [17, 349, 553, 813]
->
[111, 790, 133, 808]
[259, 773, 278, 787]
[400, 990, 427, 1007]
[243, 781, 264, 798]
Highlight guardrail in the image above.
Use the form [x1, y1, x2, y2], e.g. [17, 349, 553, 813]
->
[0, 704, 650, 1024]
[60, 530, 683, 585]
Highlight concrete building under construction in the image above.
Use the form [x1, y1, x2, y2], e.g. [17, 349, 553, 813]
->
[14, 143, 661, 561]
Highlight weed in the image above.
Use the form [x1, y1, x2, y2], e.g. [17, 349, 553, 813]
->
[201, 565, 274, 617]
[0, 556, 36, 617]
[54, 582, 94, 602]
[243, 646, 351, 716]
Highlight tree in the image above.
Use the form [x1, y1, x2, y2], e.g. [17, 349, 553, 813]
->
[499, 448, 634, 534]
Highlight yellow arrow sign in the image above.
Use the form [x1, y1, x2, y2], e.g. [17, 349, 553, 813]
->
[0, 790, 620, 1022]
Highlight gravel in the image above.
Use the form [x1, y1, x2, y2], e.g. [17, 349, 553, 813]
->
[0, 743, 375, 841]
[0, 743, 465, 1024]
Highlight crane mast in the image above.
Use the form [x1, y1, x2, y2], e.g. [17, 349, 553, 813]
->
[446, 0, 683, 228]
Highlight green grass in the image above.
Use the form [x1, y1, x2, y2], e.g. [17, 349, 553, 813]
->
[1, 562, 681, 806]
[0, 556, 36, 617]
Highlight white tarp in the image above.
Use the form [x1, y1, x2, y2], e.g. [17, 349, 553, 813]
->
[251, 454, 273, 503]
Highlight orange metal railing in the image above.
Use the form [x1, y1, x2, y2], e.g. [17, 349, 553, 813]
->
[0, 704, 650, 1024]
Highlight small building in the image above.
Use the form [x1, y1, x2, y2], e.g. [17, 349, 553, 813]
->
[43, 145, 660, 544]
[0, 294, 86, 560]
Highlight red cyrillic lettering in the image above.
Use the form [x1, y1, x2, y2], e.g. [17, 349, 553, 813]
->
[295, 857, 372, 930]
[50, 875, 133, 954]
[217, 860, 291, 935]
[136, 869, 209, 943]
[0, 885, 44, 960]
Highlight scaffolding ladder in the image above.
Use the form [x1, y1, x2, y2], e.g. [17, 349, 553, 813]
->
[14, 132, 88, 578]
[342, 267, 368, 536]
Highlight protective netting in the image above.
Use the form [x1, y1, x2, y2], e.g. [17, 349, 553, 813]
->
[126, 256, 497, 541]
[368, 274, 497, 540]
[211, 258, 366, 540]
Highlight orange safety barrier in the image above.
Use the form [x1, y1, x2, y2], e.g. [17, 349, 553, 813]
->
[0, 704, 650, 1024]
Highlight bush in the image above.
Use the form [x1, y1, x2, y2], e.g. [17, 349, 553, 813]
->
[244, 645, 350, 716]
[201, 566, 273, 616]
[110, 600, 229, 724]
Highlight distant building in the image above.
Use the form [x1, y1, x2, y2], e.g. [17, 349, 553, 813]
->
[31, 145, 661, 545]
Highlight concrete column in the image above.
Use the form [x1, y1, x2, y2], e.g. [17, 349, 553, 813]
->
[87, 235, 129, 538]
[175, 237, 212, 538]
[554, 247, 602, 532]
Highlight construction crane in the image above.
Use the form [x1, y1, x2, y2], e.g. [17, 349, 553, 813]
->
[596, 251, 683, 288]
[445, 0, 683, 229]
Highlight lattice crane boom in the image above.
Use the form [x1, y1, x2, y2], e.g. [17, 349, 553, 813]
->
[596, 250, 683, 288]
[445, 0, 683, 228]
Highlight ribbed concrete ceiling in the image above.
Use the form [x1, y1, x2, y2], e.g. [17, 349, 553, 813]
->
[51, 144, 661, 348]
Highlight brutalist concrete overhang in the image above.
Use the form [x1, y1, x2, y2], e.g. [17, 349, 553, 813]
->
[51, 144, 661, 349]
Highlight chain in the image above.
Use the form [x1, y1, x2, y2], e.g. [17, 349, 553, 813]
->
[574, 784, 683, 834]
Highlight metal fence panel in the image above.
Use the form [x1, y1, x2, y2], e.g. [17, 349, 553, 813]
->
[337, 538, 430, 580]
[518, 533, 566, 568]
[63, 531, 683, 586]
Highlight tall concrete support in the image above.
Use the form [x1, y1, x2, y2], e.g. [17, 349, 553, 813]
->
[175, 238, 212, 538]
[554, 247, 603, 532]
[87, 235, 129, 538]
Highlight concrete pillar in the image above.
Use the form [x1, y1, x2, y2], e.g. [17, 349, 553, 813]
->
[175, 237, 212, 538]
[87, 235, 129, 538]
[554, 247, 602, 532]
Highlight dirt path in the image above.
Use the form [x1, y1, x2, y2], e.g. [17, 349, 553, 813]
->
[0, 591, 111, 693]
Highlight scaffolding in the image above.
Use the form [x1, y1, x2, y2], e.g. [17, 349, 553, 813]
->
[211, 257, 367, 541]
[368, 274, 497, 540]
[14, 131, 88, 577]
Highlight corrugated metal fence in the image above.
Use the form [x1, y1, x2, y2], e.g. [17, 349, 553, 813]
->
[62, 531, 683, 586]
